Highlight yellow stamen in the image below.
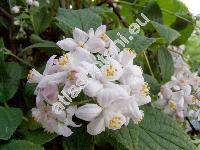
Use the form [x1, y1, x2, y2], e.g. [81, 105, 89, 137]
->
[140, 82, 150, 96]
[108, 116, 123, 129]
[124, 48, 136, 56]
[106, 64, 117, 77]
[58, 54, 68, 66]
[67, 71, 76, 81]
[100, 33, 109, 41]
[168, 101, 177, 110]
[27, 70, 33, 80]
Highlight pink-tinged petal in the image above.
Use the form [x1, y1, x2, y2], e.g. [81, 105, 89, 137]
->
[97, 83, 129, 108]
[27, 68, 43, 83]
[75, 104, 103, 121]
[73, 28, 89, 43]
[71, 48, 96, 65]
[38, 71, 67, 88]
[95, 25, 107, 37]
[86, 38, 105, 53]
[57, 38, 77, 51]
[42, 85, 59, 104]
[43, 55, 58, 75]
[87, 115, 105, 135]
[56, 123, 73, 137]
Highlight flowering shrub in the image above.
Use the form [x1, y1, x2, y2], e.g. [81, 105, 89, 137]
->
[0, 0, 199, 149]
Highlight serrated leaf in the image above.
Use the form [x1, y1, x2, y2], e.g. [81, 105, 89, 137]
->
[0, 140, 44, 150]
[151, 21, 180, 44]
[0, 61, 22, 102]
[23, 129, 57, 145]
[158, 46, 174, 82]
[0, 107, 22, 140]
[107, 29, 156, 54]
[98, 122, 139, 150]
[144, 74, 160, 95]
[138, 106, 196, 150]
[56, 7, 102, 33]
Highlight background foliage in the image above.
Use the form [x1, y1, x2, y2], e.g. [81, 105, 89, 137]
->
[0, 0, 199, 149]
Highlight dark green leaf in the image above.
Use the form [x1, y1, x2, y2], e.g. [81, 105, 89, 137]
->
[151, 21, 180, 44]
[157, 46, 174, 82]
[0, 140, 44, 150]
[0, 61, 22, 102]
[23, 129, 57, 145]
[144, 74, 160, 95]
[107, 29, 156, 54]
[0, 107, 22, 140]
[98, 122, 139, 150]
[31, 7, 52, 34]
[56, 7, 102, 33]
[138, 106, 196, 150]
[63, 127, 92, 150]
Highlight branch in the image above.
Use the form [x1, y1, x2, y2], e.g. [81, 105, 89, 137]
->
[106, 0, 129, 28]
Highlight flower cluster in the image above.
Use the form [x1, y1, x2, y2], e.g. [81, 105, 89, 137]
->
[28, 25, 151, 137]
[155, 45, 200, 123]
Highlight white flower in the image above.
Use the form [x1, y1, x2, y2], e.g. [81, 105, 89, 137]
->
[75, 96, 144, 135]
[11, 6, 20, 14]
[56, 28, 96, 64]
[26, 0, 34, 5]
[32, 103, 80, 137]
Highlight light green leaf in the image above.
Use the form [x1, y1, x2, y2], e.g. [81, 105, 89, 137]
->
[157, 46, 174, 82]
[138, 106, 196, 150]
[0, 61, 22, 102]
[56, 7, 102, 33]
[151, 21, 180, 44]
[31, 6, 51, 34]
[107, 29, 156, 54]
[0, 107, 22, 140]
[23, 129, 57, 145]
[0, 140, 44, 150]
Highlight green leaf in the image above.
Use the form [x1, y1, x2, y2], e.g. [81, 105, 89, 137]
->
[151, 21, 180, 44]
[63, 127, 92, 150]
[23, 129, 57, 145]
[142, 1, 163, 23]
[0, 140, 44, 150]
[0, 107, 22, 140]
[56, 7, 102, 33]
[98, 122, 139, 150]
[107, 29, 156, 54]
[144, 74, 160, 95]
[157, 46, 174, 82]
[138, 106, 196, 150]
[31, 6, 51, 34]
[0, 61, 22, 102]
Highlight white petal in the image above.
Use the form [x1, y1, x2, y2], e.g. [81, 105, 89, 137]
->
[97, 83, 129, 108]
[83, 78, 103, 97]
[73, 28, 89, 43]
[27, 69, 43, 83]
[95, 25, 107, 37]
[56, 123, 73, 137]
[87, 115, 105, 135]
[57, 38, 77, 51]
[101, 58, 123, 81]
[134, 95, 151, 106]
[75, 104, 103, 121]
[43, 55, 56, 75]
[86, 38, 105, 53]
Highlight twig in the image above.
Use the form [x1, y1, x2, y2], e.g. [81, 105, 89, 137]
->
[143, 51, 155, 78]
[0, 6, 13, 21]
[185, 117, 198, 134]
[106, 0, 129, 28]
